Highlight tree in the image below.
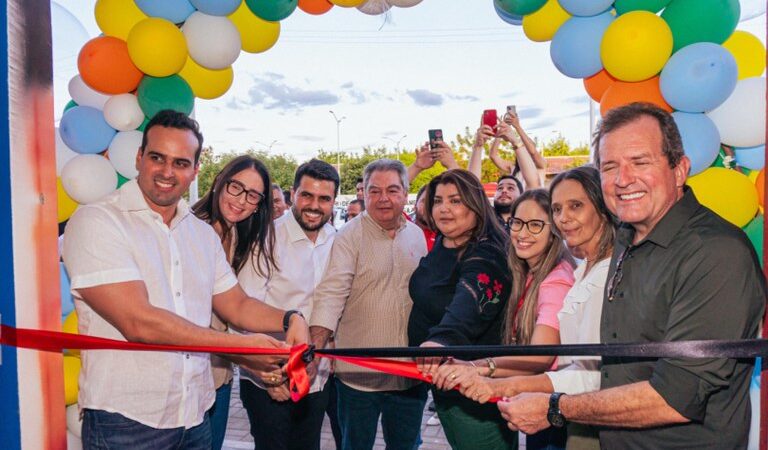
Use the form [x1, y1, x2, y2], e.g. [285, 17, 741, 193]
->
[196, 148, 299, 197]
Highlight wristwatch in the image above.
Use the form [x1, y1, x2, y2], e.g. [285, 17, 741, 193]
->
[547, 392, 567, 428]
[282, 309, 304, 332]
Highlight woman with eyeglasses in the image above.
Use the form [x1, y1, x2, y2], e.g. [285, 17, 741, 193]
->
[192, 155, 277, 450]
[409, 169, 515, 450]
[434, 188, 575, 450]
[445, 167, 616, 450]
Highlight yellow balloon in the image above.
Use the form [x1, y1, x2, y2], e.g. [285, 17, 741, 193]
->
[94, 0, 147, 40]
[63, 355, 81, 406]
[228, 2, 281, 54]
[57, 178, 79, 223]
[522, 0, 570, 43]
[330, 0, 366, 6]
[748, 169, 760, 184]
[722, 31, 766, 80]
[687, 167, 759, 228]
[600, 11, 672, 82]
[127, 18, 188, 77]
[178, 57, 234, 100]
[62, 311, 81, 357]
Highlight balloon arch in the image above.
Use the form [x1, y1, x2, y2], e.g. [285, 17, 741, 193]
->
[45, 0, 768, 447]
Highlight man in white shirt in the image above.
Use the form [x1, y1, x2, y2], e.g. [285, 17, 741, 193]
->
[237, 159, 339, 450]
[63, 110, 309, 450]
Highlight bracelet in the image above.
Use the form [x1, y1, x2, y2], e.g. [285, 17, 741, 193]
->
[282, 309, 304, 332]
[485, 357, 496, 378]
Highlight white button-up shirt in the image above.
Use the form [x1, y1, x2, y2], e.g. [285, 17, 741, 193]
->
[237, 211, 335, 393]
[63, 180, 238, 429]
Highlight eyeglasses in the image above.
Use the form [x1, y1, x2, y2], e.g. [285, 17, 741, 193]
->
[607, 246, 631, 302]
[225, 180, 264, 206]
[510, 218, 550, 235]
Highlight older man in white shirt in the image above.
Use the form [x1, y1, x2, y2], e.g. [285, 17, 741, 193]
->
[237, 159, 340, 450]
[63, 110, 309, 450]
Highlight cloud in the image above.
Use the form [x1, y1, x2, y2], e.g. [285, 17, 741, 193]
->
[290, 135, 324, 142]
[382, 130, 400, 137]
[527, 117, 559, 130]
[447, 94, 479, 102]
[226, 126, 250, 132]
[340, 82, 354, 89]
[500, 91, 521, 99]
[347, 89, 367, 104]
[517, 107, 544, 120]
[227, 76, 340, 111]
[564, 95, 589, 105]
[406, 89, 444, 106]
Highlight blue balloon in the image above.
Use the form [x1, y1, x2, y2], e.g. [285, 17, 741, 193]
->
[673, 112, 721, 175]
[734, 145, 765, 170]
[135, 0, 196, 24]
[190, 0, 240, 16]
[60, 262, 74, 319]
[557, 0, 613, 16]
[59, 106, 117, 155]
[494, 0, 523, 25]
[660, 42, 738, 113]
[550, 11, 614, 78]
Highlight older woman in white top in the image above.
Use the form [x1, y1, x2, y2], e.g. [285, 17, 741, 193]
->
[454, 166, 616, 450]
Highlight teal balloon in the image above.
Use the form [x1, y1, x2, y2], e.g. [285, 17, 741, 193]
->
[137, 75, 194, 119]
[494, 0, 523, 25]
[661, 0, 740, 53]
[245, 0, 298, 22]
[137, 116, 150, 132]
[615, 0, 671, 15]
[63, 99, 78, 114]
[496, 0, 547, 16]
[743, 215, 764, 267]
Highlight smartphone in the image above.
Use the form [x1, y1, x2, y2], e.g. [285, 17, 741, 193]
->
[506, 105, 516, 115]
[428, 129, 443, 150]
[482, 109, 498, 131]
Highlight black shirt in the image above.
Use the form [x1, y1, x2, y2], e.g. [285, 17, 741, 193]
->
[408, 236, 511, 347]
[495, 212, 512, 234]
[600, 188, 766, 449]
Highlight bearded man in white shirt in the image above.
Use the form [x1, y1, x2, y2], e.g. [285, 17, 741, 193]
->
[63, 110, 309, 450]
[237, 159, 340, 450]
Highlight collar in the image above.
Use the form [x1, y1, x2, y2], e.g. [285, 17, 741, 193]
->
[361, 210, 407, 234]
[280, 209, 334, 245]
[117, 179, 191, 227]
[617, 187, 700, 249]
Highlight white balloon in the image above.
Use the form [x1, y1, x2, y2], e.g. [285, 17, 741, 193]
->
[388, 0, 423, 7]
[66, 404, 82, 438]
[182, 12, 241, 70]
[358, 0, 391, 15]
[67, 430, 83, 450]
[103, 94, 145, 132]
[68, 75, 110, 110]
[706, 77, 766, 148]
[56, 127, 79, 176]
[61, 155, 118, 204]
[108, 131, 142, 179]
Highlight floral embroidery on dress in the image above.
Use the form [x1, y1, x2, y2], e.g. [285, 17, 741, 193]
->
[476, 272, 502, 312]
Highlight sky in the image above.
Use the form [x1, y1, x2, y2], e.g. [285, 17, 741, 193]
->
[52, 0, 766, 163]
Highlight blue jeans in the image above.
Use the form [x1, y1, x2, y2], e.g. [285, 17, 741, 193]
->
[82, 409, 211, 450]
[209, 381, 232, 450]
[336, 379, 427, 450]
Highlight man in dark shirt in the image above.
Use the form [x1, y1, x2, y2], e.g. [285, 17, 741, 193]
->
[494, 175, 522, 233]
[498, 103, 765, 448]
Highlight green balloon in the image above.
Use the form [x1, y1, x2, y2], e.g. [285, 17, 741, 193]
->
[117, 173, 131, 188]
[63, 99, 78, 115]
[496, 0, 546, 16]
[614, 0, 671, 15]
[137, 75, 194, 120]
[245, 0, 297, 22]
[661, 0, 740, 53]
[743, 215, 764, 268]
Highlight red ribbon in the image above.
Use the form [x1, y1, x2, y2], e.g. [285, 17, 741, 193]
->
[0, 325, 499, 403]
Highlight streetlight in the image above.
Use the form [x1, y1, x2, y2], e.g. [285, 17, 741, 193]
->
[255, 140, 278, 152]
[329, 110, 346, 175]
[384, 134, 407, 160]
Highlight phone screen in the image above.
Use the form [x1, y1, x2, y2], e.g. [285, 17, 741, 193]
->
[428, 129, 443, 149]
[482, 109, 498, 130]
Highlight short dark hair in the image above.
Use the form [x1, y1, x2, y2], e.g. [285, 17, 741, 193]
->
[356, 177, 364, 184]
[282, 189, 292, 206]
[593, 102, 684, 169]
[293, 159, 340, 194]
[498, 174, 523, 193]
[271, 183, 282, 192]
[349, 199, 363, 207]
[141, 110, 204, 164]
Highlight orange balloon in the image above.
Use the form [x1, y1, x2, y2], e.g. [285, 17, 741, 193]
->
[584, 70, 616, 103]
[757, 169, 765, 207]
[600, 76, 672, 116]
[78, 36, 143, 95]
[299, 0, 334, 14]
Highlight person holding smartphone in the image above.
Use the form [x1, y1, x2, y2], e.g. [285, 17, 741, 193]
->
[487, 108, 546, 189]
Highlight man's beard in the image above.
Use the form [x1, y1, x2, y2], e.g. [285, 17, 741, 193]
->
[494, 202, 511, 215]
[293, 206, 329, 232]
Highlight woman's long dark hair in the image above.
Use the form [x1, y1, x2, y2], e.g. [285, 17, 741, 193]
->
[549, 165, 617, 265]
[193, 155, 276, 277]
[424, 169, 508, 257]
